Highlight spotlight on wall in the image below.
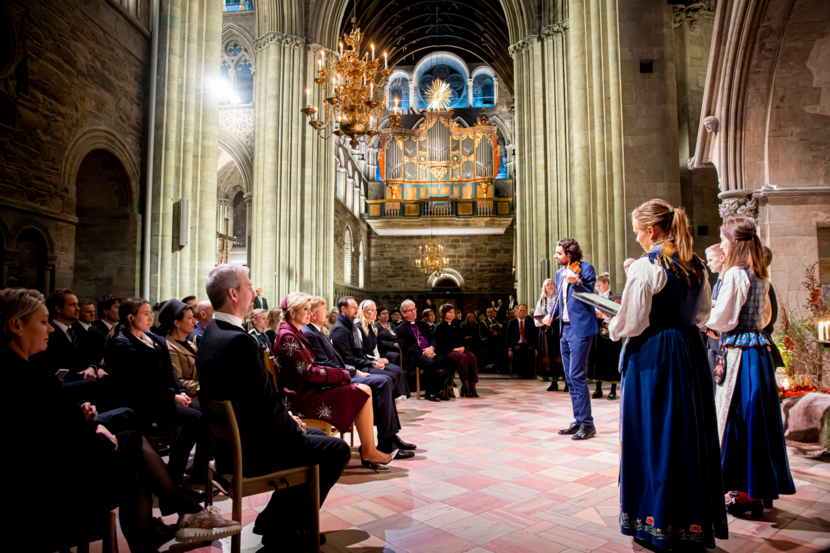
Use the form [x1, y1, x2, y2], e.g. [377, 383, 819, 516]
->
[214, 78, 241, 105]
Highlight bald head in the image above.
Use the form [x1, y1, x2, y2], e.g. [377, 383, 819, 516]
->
[623, 258, 636, 276]
[195, 300, 214, 327]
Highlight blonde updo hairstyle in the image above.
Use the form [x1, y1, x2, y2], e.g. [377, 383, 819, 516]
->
[1, 288, 45, 345]
[281, 292, 311, 326]
[631, 199, 695, 267]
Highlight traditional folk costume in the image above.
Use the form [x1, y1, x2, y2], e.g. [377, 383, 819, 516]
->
[587, 288, 621, 398]
[707, 267, 795, 502]
[534, 281, 566, 390]
[609, 240, 727, 550]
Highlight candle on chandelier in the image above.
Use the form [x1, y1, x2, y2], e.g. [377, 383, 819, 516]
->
[318, 58, 322, 70]
[371, 44, 375, 60]
[339, 42, 343, 57]
[384, 52, 388, 69]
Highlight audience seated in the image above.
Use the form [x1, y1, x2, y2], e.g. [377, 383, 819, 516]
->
[395, 300, 455, 402]
[91, 293, 121, 340]
[302, 295, 416, 459]
[159, 299, 200, 397]
[390, 310, 403, 327]
[265, 306, 282, 346]
[182, 295, 198, 308]
[435, 304, 479, 397]
[103, 298, 206, 491]
[188, 299, 213, 346]
[325, 308, 338, 335]
[248, 308, 271, 354]
[506, 303, 538, 379]
[5, 288, 240, 552]
[275, 291, 395, 473]
[422, 308, 437, 335]
[354, 299, 410, 400]
[478, 306, 508, 372]
[374, 306, 400, 357]
[195, 267, 351, 552]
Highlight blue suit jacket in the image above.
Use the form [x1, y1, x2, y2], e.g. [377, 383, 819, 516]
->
[301, 324, 355, 377]
[550, 261, 600, 338]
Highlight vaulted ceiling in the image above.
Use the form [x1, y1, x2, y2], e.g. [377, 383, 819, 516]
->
[339, 0, 513, 92]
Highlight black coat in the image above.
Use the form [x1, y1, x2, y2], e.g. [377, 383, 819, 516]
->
[195, 319, 302, 477]
[30, 320, 98, 382]
[76, 322, 106, 369]
[435, 320, 465, 356]
[104, 330, 184, 424]
[374, 322, 399, 356]
[357, 321, 379, 357]
[253, 296, 269, 311]
[506, 316, 538, 349]
[329, 315, 375, 371]
[395, 319, 436, 359]
[301, 324, 350, 372]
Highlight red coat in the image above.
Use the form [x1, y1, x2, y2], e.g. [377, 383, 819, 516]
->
[274, 321, 368, 431]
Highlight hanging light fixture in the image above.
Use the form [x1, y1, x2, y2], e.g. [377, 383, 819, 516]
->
[301, 13, 393, 148]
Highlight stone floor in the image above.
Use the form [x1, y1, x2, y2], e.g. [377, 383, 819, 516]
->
[150, 375, 830, 553]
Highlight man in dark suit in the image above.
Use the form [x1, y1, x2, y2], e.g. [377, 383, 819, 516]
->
[506, 303, 537, 379]
[196, 265, 350, 552]
[90, 294, 120, 340]
[305, 296, 415, 459]
[542, 238, 599, 440]
[188, 299, 214, 346]
[479, 306, 507, 373]
[496, 299, 507, 323]
[253, 288, 269, 310]
[508, 294, 517, 311]
[396, 300, 454, 402]
[703, 244, 725, 380]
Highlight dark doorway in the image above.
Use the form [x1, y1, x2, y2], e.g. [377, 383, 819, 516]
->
[9, 228, 51, 292]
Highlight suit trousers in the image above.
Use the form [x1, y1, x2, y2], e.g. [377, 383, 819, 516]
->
[404, 354, 454, 395]
[255, 428, 351, 542]
[512, 343, 536, 379]
[352, 373, 401, 441]
[165, 401, 205, 483]
[367, 363, 410, 399]
[560, 324, 594, 426]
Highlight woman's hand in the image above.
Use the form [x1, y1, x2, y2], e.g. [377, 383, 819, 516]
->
[379, 358, 389, 365]
[174, 393, 191, 407]
[81, 402, 98, 422]
[96, 425, 118, 451]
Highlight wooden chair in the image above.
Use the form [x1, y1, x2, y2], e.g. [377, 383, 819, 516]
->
[508, 347, 538, 379]
[263, 351, 354, 445]
[58, 511, 117, 553]
[203, 399, 320, 553]
[395, 344, 426, 400]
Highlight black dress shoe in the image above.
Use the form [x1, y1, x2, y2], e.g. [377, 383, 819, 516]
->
[558, 423, 580, 435]
[726, 497, 763, 518]
[607, 391, 617, 400]
[547, 382, 559, 392]
[439, 392, 450, 401]
[392, 435, 417, 450]
[394, 450, 416, 459]
[425, 393, 441, 402]
[572, 425, 596, 440]
[179, 482, 205, 502]
[592, 389, 603, 399]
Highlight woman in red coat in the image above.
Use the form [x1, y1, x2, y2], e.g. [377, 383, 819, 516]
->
[274, 292, 393, 468]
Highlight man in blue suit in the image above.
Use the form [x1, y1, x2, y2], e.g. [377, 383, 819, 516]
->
[543, 238, 598, 440]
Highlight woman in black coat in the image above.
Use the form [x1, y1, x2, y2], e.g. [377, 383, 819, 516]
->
[374, 306, 400, 357]
[3, 288, 239, 552]
[435, 304, 479, 397]
[104, 297, 205, 486]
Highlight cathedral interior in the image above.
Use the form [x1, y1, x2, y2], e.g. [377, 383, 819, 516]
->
[1, 0, 829, 551]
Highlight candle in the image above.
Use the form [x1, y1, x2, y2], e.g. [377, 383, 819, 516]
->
[321, 50, 324, 65]
[384, 52, 388, 69]
[339, 42, 343, 57]
[318, 59, 322, 70]
[371, 44, 375, 60]
[306, 88, 310, 106]
[820, 321, 829, 342]
[394, 99, 398, 114]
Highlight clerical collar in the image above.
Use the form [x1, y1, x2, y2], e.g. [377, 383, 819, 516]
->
[214, 311, 244, 329]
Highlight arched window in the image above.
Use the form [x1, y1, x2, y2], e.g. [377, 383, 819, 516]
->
[344, 227, 353, 284]
[358, 241, 365, 288]
[472, 70, 495, 107]
[387, 74, 411, 111]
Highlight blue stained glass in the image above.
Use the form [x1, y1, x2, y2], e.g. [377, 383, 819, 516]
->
[235, 59, 253, 104]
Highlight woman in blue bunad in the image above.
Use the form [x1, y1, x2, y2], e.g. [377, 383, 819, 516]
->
[609, 199, 727, 551]
[706, 217, 795, 517]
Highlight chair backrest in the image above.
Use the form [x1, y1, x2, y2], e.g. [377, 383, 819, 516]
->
[264, 350, 279, 390]
[203, 399, 243, 486]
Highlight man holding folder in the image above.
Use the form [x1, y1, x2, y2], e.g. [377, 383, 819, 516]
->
[542, 238, 598, 440]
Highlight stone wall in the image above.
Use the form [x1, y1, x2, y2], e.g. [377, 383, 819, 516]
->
[334, 197, 370, 289]
[368, 227, 515, 296]
[0, 0, 149, 294]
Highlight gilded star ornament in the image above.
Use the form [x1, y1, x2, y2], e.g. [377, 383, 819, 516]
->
[425, 78, 452, 110]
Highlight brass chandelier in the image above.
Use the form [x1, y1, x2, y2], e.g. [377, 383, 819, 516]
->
[301, 21, 392, 148]
[415, 238, 448, 277]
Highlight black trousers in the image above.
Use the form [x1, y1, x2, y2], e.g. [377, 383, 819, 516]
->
[367, 362, 410, 399]
[98, 407, 143, 434]
[254, 428, 351, 541]
[512, 343, 537, 379]
[352, 373, 401, 441]
[165, 401, 204, 484]
[406, 354, 454, 395]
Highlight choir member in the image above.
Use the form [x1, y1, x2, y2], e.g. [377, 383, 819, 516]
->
[587, 273, 620, 400]
[534, 279, 567, 392]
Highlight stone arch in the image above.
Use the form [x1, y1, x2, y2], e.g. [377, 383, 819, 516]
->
[61, 126, 141, 212]
[343, 225, 353, 284]
[73, 149, 140, 300]
[222, 23, 256, 105]
[9, 221, 55, 293]
[256, 0, 305, 38]
[218, 127, 253, 193]
[427, 268, 465, 288]
[358, 240, 365, 288]
[489, 115, 513, 145]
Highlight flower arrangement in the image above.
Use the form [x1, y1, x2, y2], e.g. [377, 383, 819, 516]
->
[774, 263, 829, 391]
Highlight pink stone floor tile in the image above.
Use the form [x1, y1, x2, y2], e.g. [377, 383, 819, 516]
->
[446, 473, 504, 491]
[392, 527, 477, 553]
[510, 473, 569, 492]
[444, 491, 512, 515]
[481, 507, 541, 529]
[483, 530, 569, 553]
[505, 459, 552, 473]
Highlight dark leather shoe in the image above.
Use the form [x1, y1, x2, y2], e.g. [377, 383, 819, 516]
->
[558, 423, 580, 435]
[607, 391, 617, 400]
[179, 482, 205, 502]
[425, 393, 441, 402]
[394, 450, 416, 459]
[392, 435, 417, 450]
[439, 392, 450, 401]
[572, 425, 596, 440]
[592, 389, 603, 399]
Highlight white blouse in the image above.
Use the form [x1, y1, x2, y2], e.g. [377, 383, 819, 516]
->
[534, 296, 555, 327]
[608, 257, 711, 342]
[705, 267, 771, 333]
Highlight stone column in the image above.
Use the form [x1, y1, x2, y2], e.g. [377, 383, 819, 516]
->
[244, 191, 253, 267]
[149, 0, 221, 302]
[43, 254, 58, 294]
[493, 76, 499, 104]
